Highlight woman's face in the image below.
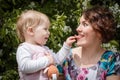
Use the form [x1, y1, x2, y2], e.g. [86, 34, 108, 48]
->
[76, 16, 101, 47]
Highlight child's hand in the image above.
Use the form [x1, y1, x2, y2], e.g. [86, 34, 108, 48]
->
[65, 36, 76, 47]
[45, 52, 54, 65]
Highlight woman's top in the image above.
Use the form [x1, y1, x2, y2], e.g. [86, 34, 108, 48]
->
[16, 42, 71, 80]
[62, 51, 120, 80]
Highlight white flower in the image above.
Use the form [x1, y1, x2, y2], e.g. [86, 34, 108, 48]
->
[63, 26, 72, 32]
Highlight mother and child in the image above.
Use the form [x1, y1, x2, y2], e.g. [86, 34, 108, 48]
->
[16, 5, 120, 80]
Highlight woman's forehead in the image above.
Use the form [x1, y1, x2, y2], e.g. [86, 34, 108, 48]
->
[79, 16, 88, 23]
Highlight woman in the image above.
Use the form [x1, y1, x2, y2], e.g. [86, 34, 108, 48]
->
[62, 6, 120, 80]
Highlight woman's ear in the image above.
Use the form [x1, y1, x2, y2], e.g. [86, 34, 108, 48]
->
[96, 32, 102, 42]
[27, 27, 34, 35]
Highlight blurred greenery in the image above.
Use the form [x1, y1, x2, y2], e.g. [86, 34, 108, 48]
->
[0, 0, 120, 79]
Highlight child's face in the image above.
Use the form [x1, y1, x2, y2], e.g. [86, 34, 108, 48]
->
[32, 22, 50, 46]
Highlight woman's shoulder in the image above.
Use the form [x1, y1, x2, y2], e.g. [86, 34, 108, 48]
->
[99, 50, 120, 76]
[100, 50, 120, 66]
[101, 50, 120, 60]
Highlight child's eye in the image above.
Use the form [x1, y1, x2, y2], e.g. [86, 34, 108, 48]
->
[44, 28, 48, 30]
[44, 28, 50, 32]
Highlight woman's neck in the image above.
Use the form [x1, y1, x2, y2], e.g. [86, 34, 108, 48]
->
[82, 46, 103, 59]
[77, 46, 105, 68]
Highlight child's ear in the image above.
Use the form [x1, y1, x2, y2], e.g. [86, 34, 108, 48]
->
[27, 27, 34, 35]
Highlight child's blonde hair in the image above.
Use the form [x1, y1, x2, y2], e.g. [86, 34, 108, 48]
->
[16, 10, 50, 42]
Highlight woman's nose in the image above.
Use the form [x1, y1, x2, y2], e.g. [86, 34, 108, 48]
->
[76, 25, 82, 32]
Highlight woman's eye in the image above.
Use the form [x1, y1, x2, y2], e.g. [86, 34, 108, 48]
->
[83, 23, 88, 27]
[78, 23, 81, 26]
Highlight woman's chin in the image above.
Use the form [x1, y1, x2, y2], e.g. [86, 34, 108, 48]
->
[76, 42, 83, 47]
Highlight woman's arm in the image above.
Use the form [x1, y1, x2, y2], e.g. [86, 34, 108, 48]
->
[107, 75, 120, 80]
[107, 52, 120, 80]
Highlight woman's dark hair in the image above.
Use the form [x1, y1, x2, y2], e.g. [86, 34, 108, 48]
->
[82, 6, 117, 43]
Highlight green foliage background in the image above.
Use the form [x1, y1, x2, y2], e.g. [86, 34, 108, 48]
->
[0, 0, 120, 79]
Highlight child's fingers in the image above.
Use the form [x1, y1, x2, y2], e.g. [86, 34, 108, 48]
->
[44, 52, 50, 55]
[69, 36, 76, 42]
[74, 35, 79, 39]
[44, 52, 54, 64]
[69, 36, 76, 40]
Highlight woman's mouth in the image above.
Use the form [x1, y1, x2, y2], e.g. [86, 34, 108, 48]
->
[75, 34, 84, 40]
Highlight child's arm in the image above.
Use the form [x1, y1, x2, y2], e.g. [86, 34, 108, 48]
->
[51, 36, 76, 64]
[16, 46, 53, 73]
